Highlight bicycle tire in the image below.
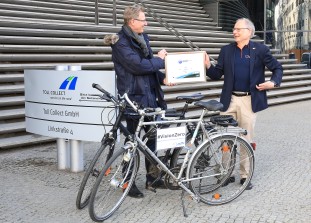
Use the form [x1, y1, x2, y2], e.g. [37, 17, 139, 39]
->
[88, 147, 139, 222]
[76, 139, 115, 209]
[187, 134, 254, 205]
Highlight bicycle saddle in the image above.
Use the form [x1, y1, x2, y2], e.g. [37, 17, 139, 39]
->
[176, 93, 205, 103]
[194, 100, 223, 111]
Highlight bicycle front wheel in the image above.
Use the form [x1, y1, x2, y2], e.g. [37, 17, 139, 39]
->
[76, 139, 115, 209]
[88, 147, 139, 222]
[187, 134, 254, 205]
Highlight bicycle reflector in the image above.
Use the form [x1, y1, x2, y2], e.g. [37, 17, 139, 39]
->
[213, 193, 221, 200]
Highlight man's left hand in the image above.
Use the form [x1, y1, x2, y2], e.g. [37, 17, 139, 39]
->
[256, 81, 275, 91]
[163, 78, 176, 86]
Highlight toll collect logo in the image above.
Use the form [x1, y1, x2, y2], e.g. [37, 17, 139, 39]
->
[42, 76, 79, 100]
[59, 76, 78, 90]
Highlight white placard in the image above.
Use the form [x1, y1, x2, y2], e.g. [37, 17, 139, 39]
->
[156, 126, 186, 151]
[165, 51, 206, 84]
[24, 70, 116, 142]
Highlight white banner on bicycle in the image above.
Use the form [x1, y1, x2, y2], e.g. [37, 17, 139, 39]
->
[156, 126, 186, 151]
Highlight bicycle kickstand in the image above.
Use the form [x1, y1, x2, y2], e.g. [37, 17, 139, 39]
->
[180, 190, 188, 217]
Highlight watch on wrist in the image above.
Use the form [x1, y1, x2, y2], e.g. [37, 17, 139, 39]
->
[270, 80, 278, 87]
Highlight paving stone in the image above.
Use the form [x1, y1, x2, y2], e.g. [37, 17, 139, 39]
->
[0, 101, 311, 223]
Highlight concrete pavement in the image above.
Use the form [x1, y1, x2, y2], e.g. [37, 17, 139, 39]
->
[1, 100, 310, 223]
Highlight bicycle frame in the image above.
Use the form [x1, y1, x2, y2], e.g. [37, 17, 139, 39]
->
[122, 93, 243, 200]
[93, 84, 250, 201]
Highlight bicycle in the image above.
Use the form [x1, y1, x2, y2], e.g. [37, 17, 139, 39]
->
[75, 85, 205, 209]
[88, 84, 255, 222]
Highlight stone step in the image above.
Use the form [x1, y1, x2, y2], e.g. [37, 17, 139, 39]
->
[0, 13, 220, 31]
[277, 79, 311, 88]
[0, 44, 112, 53]
[0, 0, 95, 11]
[0, 122, 25, 134]
[0, 84, 24, 94]
[0, 35, 235, 45]
[0, 8, 216, 29]
[268, 92, 311, 105]
[0, 2, 212, 24]
[0, 18, 232, 38]
[0, 108, 25, 120]
[116, 0, 204, 12]
[281, 73, 311, 80]
[0, 54, 111, 62]
[0, 73, 24, 82]
[0, 96, 25, 107]
[0, 62, 114, 71]
[113, 17, 216, 27]
[0, 0, 206, 16]
[0, 59, 306, 73]
[0, 133, 55, 149]
[269, 86, 311, 98]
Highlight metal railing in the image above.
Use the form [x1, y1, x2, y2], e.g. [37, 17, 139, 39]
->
[134, 0, 217, 64]
[95, 0, 117, 25]
[94, 0, 217, 64]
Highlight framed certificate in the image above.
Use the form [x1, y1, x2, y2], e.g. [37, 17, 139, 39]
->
[165, 51, 206, 84]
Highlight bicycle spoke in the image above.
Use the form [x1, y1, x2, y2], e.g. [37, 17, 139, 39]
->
[89, 148, 139, 222]
[188, 135, 254, 205]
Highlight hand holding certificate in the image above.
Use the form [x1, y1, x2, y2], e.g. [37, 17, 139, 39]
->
[165, 51, 206, 84]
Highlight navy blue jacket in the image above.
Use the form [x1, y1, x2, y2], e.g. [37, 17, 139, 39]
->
[207, 41, 283, 113]
[109, 26, 167, 109]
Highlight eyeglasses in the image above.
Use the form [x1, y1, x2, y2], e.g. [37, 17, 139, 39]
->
[134, 18, 147, 22]
[232, 28, 249, 32]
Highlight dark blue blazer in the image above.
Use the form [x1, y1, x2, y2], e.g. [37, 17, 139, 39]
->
[207, 41, 283, 113]
[110, 26, 167, 109]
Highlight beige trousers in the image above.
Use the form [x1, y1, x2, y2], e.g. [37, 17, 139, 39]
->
[220, 95, 257, 178]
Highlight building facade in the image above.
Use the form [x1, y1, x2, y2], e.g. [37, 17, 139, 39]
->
[200, 0, 311, 60]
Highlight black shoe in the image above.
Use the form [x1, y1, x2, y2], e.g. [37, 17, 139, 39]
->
[222, 176, 235, 187]
[146, 179, 166, 190]
[128, 183, 144, 198]
[240, 178, 253, 190]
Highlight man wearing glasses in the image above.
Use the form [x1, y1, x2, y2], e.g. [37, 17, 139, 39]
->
[204, 18, 283, 190]
[104, 4, 171, 198]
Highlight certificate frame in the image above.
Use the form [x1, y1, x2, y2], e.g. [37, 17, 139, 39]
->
[165, 51, 206, 84]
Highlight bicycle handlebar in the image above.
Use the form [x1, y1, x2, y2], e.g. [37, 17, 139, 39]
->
[92, 83, 118, 103]
[92, 83, 164, 116]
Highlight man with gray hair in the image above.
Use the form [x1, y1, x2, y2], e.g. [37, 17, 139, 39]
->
[104, 4, 171, 198]
[204, 18, 283, 190]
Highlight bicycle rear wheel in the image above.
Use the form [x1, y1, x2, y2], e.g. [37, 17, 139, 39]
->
[88, 147, 139, 222]
[76, 139, 115, 209]
[187, 134, 254, 205]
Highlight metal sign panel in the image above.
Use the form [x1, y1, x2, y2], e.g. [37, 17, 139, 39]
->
[24, 70, 116, 142]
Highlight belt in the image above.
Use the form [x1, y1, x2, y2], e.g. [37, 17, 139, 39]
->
[232, 91, 251, 97]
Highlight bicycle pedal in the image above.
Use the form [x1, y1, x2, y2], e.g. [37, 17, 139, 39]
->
[145, 185, 157, 193]
[92, 169, 99, 177]
[187, 195, 194, 201]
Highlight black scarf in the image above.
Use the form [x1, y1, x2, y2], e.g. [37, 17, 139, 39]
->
[123, 25, 149, 57]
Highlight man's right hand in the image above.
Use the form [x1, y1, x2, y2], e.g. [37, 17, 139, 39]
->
[158, 49, 167, 60]
[204, 52, 211, 69]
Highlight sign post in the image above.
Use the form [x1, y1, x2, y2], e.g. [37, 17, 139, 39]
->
[68, 65, 83, 172]
[55, 65, 70, 170]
